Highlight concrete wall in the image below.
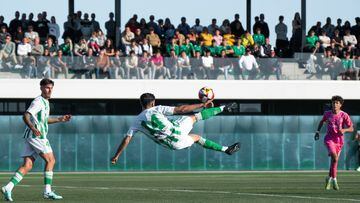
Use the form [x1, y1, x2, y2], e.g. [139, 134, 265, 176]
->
[1, 79, 360, 100]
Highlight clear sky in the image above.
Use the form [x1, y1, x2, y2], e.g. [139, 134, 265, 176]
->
[0, 0, 358, 44]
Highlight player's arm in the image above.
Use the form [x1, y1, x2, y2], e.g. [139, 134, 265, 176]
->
[23, 112, 41, 137]
[340, 114, 354, 134]
[314, 120, 325, 141]
[174, 99, 213, 114]
[48, 115, 72, 124]
[111, 135, 133, 164]
[340, 125, 354, 134]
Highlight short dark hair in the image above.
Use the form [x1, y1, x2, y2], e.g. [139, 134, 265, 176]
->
[140, 93, 155, 107]
[40, 78, 54, 86]
[331, 95, 344, 105]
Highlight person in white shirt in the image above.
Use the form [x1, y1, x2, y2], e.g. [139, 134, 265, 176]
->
[239, 48, 259, 80]
[140, 38, 153, 56]
[319, 30, 331, 50]
[177, 51, 191, 79]
[16, 37, 32, 69]
[202, 50, 214, 79]
[125, 50, 140, 79]
[125, 40, 142, 56]
[24, 25, 39, 46]
[121, 26, 135, 48]
[343, 29, 357, 51]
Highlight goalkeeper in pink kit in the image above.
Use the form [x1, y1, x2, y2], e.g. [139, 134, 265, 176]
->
[314, 95, 353, 190]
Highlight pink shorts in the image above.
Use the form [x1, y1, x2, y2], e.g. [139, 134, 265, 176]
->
[324, 140, 343, 156]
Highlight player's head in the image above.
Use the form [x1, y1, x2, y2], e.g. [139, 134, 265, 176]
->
[331, 95, 344, 111]
[40, 78, 54, 99]
[140, 93, 155, 109]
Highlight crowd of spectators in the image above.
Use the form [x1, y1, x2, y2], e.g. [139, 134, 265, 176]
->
[0, 10, 359, 80]
[303, 17, 360, 80]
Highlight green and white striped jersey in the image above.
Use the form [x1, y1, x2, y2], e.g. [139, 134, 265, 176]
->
[23, 96, 50, 139]
[127, 105, 179, 148]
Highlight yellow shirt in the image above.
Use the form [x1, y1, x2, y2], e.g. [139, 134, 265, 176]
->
[241, 34, 254, 47]
[223, 34, 235, 46]
[200, 33, 213, 46]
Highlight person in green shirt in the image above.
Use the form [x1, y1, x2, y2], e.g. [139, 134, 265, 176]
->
[179, 38, 194, 57]
[166, 38, 179, 56]
[206, 40, 217, 56]
[58, 37, 73, 56]
[232, 39, 246, 57]
[305, 30, 319, 52]
[192, 42, 203, 57]
[341, 52, 355, 80]
[253, 28, 265, 46]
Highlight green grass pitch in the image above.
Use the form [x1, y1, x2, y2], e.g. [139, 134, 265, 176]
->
[1, 172, 360, 202]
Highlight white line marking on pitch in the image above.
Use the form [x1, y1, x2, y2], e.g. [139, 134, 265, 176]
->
[17, 184, 360, 202]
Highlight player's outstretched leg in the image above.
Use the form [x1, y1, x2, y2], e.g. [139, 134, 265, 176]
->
[190, 134, 240, 155]
[1, 157, 34, 202]
[2, 170, 23, 202]
[194, 102, 238, 121]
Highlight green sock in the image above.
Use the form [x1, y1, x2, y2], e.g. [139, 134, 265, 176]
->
[10, 170, 23, 186]
[197, 137, 225, 152]
[44, 171, 53, 186]
[195, 107, 224, 121]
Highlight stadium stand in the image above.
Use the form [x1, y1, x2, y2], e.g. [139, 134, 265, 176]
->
[0, 12, 359, 80]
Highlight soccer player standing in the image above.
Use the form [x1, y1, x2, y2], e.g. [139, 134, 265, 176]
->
[1, 79, 71, 201]
[111, 93, 240, 164]
[314, 95, 353, 190]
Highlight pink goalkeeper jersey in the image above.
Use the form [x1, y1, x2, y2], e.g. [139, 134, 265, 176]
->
[321, 110, 352, 144]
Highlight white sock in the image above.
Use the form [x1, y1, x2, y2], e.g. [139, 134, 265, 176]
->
[221, 146, 228, 152]
[45, 184, 52, 193]
[5, 182, 14, 191]
[44, 171, 53, 193]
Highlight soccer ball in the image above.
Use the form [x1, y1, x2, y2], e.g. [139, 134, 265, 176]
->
[198, 87, 215, 103]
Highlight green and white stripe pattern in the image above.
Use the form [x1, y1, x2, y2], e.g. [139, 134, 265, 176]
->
[10, 171, 23, 186]
[23, 96, 50, 139]
[141, 114, 182, 149]
[44, 171, 53, 185]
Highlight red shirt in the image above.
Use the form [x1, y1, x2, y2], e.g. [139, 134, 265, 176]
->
[151, 55, 163, 66]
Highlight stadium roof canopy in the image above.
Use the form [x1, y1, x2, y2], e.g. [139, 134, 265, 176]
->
[67, 0, 307, 48]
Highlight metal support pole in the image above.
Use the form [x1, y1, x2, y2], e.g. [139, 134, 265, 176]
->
[301, 0, 306, 52]
[68, 0, 74, 16]
[246, 0, 251, 33]
[115, 0, 121, 48]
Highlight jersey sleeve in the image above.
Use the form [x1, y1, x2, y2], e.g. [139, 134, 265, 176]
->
[321, 112, 328, 122]
[126, 126, 138, 137]
[26, 98, 42, 117]
[343, 113, 353, 128]
[154, 105, 175, 116]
